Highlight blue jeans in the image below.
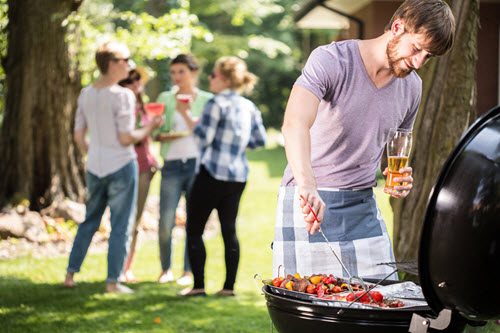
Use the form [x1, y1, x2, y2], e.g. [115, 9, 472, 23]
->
[67, 160, 138, 283]
[158, 158, 196, 272]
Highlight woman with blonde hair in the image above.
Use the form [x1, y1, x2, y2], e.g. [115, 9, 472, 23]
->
[180, 56, 267, 296]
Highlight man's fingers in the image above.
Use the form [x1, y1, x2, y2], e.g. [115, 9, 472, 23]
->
[384, 187, 411, 198]
[305, 221, 313, 232]
[399, 166, 413, 174]
[298, 192, 325, 235]
[310, 221, 321, 235]
[394, 175, 413, 183]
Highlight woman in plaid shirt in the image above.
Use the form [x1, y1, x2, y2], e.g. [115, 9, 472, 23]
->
[180, 57, 267, 296]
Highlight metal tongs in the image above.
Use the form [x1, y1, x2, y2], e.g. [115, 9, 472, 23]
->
[299, 195, 376, 303]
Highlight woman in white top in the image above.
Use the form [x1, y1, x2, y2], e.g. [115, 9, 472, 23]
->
[154, 54, 213, 285]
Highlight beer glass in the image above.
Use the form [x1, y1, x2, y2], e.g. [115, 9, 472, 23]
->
[385, 128, 412, 191]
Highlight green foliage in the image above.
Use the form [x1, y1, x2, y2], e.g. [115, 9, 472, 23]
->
[0, 0, 7, 127]
[0, 0, 304, 129]
[46, 219, 78, 237]
[190, 0, 303, 128]
[9, 192, 30, 208]
[191, 0, 284, 26]
[64, 0, 211, 86]
[0, 0, 6, 59]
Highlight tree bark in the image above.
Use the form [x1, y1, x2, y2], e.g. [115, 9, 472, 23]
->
[0, 0, 85, 211]
[392, 0, 479, 263]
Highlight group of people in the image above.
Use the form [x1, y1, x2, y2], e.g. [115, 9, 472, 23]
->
[63, 43, 267, 295]
[64, 0, 456, 297]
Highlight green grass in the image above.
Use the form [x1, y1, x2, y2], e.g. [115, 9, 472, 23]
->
[1, 144, 498, 332]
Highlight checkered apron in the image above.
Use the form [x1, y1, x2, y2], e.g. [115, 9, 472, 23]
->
[272, 186, 397, 280]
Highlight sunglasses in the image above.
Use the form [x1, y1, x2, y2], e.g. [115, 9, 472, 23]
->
[210, 72, 222, 79]
[119, 74, 141, 85]
[113, 57, 130, 63]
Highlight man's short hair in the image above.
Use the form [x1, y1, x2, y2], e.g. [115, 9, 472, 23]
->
[385, 0, 455, 56]
[95, 42, 130, 74]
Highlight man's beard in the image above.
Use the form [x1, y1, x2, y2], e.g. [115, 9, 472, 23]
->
[386, 34, 413, 79]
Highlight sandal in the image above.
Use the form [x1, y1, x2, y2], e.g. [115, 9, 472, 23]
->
[178, 288, 206, 297]
[215, 289, 236, 296]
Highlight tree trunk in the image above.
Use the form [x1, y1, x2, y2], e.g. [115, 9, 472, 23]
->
[392, 0, 479, 264]
[0, 0, 85, 211]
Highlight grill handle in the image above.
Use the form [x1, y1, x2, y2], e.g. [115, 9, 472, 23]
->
[253, 274, 265, 295]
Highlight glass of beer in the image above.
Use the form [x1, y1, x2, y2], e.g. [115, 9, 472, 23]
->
[385, 128, 412, 191]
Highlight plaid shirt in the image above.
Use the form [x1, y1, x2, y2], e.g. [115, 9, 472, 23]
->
[193, 89, 267, 182]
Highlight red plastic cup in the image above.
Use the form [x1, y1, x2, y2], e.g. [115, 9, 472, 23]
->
[176, 94, 193, 103]
[144, 103, 165, 116]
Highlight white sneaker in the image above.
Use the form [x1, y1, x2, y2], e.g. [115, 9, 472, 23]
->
[158, 270, 175, 283]
[176, 275, 194, 286]
[106, 283, 134, 294]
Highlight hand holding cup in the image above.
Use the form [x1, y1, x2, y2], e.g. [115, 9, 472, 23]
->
[384, 128, 413, 198]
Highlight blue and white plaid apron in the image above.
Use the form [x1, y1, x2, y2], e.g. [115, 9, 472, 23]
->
[272, 186, 397, 280]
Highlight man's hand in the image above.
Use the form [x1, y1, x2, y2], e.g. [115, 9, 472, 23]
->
[383, 167, 413, 198]
[298, 187, 325, 235]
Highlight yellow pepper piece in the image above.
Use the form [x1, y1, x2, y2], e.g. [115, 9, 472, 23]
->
[309, 276, 323, 285]
[341, 283, 349, 290]
[285, 281, 294, 290]
[293, 273, 301, 279]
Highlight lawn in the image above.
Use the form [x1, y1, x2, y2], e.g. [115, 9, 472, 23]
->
[0, 142, 498, 332]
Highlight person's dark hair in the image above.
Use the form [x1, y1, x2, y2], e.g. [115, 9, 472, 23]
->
[170, 54, 200, 71]
[385, 0, 455, 56]
[119, 69, 145, 114]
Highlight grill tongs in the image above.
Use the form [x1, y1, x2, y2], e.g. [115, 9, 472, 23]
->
[299, 195, 376, 304]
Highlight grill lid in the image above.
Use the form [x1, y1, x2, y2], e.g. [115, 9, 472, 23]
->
[418, 105, 500, 321]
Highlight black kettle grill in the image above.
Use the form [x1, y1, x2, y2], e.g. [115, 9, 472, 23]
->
[263, 105, 500, 332]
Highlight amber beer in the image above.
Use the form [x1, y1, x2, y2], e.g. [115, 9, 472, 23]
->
[384, 128, 412, 192]
[386, 156, 409, 189]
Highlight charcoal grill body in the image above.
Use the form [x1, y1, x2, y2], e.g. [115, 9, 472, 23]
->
[419, 105, 500, 320]
[264, 105, 500, 332]
[263, 284, 467, 333]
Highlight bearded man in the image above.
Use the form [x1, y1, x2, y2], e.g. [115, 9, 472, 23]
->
[273, 0, 455, 279]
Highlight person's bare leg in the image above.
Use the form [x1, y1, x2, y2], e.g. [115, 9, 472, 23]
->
[63, 272, 76, 287]
[122, 249, 134, 273]
[121, 249, 138, 282]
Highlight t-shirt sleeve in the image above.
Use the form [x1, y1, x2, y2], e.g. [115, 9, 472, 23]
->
[247, 104, 267, 149]
[74, 90, 87, 131]
[294, 46, 336, 100]
[116, 89, 136, 133]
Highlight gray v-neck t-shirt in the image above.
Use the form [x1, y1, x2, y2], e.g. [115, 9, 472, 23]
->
[281, 40, 422, 189]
